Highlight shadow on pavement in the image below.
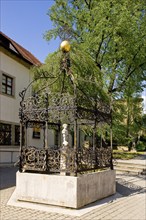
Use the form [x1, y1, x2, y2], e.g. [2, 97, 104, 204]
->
[0, 167, 18, 190]
[116, 176, 146, 197]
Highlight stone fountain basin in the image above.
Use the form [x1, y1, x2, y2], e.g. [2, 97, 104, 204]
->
[15, 169, 116, 209]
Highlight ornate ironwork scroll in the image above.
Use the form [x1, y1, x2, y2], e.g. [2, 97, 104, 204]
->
[76, 147, 112, 172]
[20, 146, 112, 175]
[48, 93, 76, 123]
[19, 91, 76, 124]
[47, 149, 60, 173]
[19, 89, 111, 124]
[20, 146, 47, 172]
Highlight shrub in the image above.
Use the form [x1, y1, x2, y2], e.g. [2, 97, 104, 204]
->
[135, 141, 146, 151]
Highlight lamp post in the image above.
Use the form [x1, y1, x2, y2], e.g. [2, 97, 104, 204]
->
[60, 41, 77, 175]
[60, 40, 76, 92]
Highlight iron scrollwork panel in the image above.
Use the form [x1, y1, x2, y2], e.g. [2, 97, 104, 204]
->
[21, 146, 47, 172]
[20, 146, 112, 174]
[47, 149, 61, 173]
[76, 147, 112, 172]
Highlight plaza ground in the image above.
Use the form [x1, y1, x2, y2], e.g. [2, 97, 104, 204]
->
[0, 159, 146, 220]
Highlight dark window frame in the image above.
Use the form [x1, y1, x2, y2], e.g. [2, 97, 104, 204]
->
[2, 74, 13, 96]
[0, 123, 11, 145]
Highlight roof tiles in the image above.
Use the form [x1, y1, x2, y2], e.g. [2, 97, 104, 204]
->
[0, 31, 42, 66]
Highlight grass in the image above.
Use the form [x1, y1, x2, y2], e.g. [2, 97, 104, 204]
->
[113, 150, 143, 160]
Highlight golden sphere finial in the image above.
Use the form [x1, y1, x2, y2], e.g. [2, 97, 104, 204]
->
[60, 40, 71, 52]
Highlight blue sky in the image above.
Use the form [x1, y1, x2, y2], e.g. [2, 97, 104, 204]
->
[1, 0, 59, 62]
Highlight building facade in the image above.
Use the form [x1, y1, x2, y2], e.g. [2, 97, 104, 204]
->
[0, 32, 41, 164]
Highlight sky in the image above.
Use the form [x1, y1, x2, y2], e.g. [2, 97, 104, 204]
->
[1, 0, 59, 63]
[1, 0, 146, 111]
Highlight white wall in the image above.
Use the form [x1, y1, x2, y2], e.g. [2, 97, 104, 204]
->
[0, 52, 32, 124]
[27, 128, 55, 148]
[27, 128, 73, 149]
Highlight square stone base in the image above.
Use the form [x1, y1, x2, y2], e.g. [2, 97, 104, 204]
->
[15, 169, 116, 209]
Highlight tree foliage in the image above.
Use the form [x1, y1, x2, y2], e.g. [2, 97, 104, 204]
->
[44, 0, 146, 96]
[112, 95, 143, 145]
[32, 43, 110, 109]
[33, 0, 146, 146]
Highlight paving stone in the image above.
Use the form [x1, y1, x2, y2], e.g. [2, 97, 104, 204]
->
[0, 167, 146, 220]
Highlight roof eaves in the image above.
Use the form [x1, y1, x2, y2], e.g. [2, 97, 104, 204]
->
[0, 31, 42, 66]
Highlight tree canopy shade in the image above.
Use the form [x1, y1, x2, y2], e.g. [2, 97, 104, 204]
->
[44, 0, 146, 97]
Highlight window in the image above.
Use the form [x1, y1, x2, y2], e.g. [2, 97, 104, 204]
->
[2, 74, 13, 96]
[0, 123, 11, 145]
[33, 127, 40, 139]
[15, 125, 20, 145]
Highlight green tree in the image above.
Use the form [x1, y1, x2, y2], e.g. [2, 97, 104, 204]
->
[45, 0, 146, 96]
[32, 0, 146, 148]
[112, 95, 143, 148]
[111, 76, 144, 149]
[142, 114, 146, 128]
[32, 45, 110, 109]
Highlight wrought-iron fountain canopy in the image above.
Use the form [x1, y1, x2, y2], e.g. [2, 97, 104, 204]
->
[18, 82, 113, 176]
[18, 43, 113, 176]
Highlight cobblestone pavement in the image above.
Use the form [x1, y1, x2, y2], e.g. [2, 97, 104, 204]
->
[0, 167, 146, 220]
